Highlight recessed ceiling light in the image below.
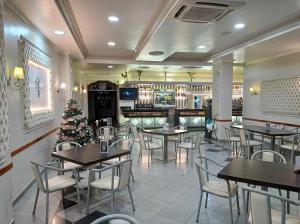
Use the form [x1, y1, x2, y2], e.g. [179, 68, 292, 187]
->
[207, 60, 213, 63]
[108, 16, 119, 22]
[107, 65, 113, 69]
[234, 23, 245, 29]
[54, 30, 64, 35]
[107, 41, 116, 47]
[198, 45, 206, 49]
[149, 51, 164, 56]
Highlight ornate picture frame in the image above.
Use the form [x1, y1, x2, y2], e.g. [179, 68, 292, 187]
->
[20, 36, 55, 129]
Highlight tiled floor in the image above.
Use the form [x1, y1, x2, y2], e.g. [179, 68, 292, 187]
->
[13, 134, 300, 224]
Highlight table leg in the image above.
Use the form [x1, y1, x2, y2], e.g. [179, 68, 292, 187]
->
[271, 136, 276, 151]
[163, 136, 168, 163]
[249, 133, 254, 156]
[287, 191, 290, 214]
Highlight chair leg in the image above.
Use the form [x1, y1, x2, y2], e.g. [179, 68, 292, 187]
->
[137, 149, 142, 164]
[111, 190, 115, 213]
[236, 191, 240, 215]
[130, 170, 135, 182]
[278, 189, 282, 196]
[205, 192, 208, 208]
[196, 191, 203, 222]
[32, 188, 39, 215]
[191, 150, 194, 167]
[148, 150, 150, 167]
[45, 193, 49, 224]
[226, 181, 234, 224]
[128, 186, 135, 211]
[86, 184, 91, 215]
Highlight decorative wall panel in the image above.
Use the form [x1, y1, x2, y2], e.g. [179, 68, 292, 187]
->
[260, 77, 300, 116]
[0, 3, 9, 165]
[20, 36, 55, 129]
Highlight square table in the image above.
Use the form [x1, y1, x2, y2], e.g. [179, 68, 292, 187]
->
[218, 158, 300, 192]
[231, 124, 296, 150]
[143, 128, 188, 162]
[51, 143, 130, 166]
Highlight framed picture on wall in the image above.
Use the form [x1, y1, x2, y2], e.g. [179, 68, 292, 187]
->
[20, 36, 55, 129]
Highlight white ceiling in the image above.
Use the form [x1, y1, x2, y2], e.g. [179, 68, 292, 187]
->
[6, 0, 300, 73]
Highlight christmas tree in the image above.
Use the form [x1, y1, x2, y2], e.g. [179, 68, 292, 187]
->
[57, 99, 94, 145]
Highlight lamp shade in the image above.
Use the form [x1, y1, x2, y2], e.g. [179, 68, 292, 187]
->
[13, 67, 24, 80]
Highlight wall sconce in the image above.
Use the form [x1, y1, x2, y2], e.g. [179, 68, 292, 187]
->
[73, 86, 79, 92]
[7, 66, 24, 90]
[56, 82, 66, 93]
[249, 85, 260, 96]
[82, 88, 87, 94]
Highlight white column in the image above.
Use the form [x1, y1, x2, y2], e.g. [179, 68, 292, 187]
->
[59, 54, 72, 100]
[212, 56, 233, 140]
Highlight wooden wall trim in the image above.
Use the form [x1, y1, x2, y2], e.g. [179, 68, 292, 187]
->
[243, 117, 300, 128]
[11, 128, 58, 157]
[0, 163, 13, 177]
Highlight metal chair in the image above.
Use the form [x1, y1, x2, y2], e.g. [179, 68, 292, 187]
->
[195, 155, 240, 224]
[167, 125, 187, 154]
[102, 139, 135, 181]
[91, 214, 139, 224]
[242, 186, 300, 224]
[31, 161, 80, 224]
[239, 129, 263, 158]
[279, 134, 300, 163]
[116, 121, 131, 139]
[177, 132, 202, 166]
[138, 133, 163, 167]
[55, 142, 82, 170]
[86, 159, 135, 214]
[223, 126, 240, 156]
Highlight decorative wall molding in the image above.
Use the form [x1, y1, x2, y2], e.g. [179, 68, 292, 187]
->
[20, 36, 55, 129]
[260, 77, 300, 116]
[243, 117, 300, 128]
[0, 2, 9, 166]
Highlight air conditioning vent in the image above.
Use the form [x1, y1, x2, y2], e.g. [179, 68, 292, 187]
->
[171, 0, 245, 23]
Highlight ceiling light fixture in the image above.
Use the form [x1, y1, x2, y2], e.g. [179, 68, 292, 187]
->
[234, 23, 245, 29]
[107, 41, 116, 47]
[108, 16, 119, 22]
[54, 30, 64, 35]
[107, 65, 113, 69]
[198, 45, 206, 49]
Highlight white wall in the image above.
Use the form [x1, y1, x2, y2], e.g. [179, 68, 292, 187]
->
[0, 5, 72, 224]
[243, 53, 300, 126]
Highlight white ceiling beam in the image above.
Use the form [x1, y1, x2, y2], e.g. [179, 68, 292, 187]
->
[133, 0, 180, 60]
[212, 18, 300, 60]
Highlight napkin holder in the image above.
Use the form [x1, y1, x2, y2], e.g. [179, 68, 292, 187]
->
[163, 123, 169, 131]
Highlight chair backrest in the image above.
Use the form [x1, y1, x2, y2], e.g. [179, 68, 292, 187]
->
[138, 133, 147, 150]
[130, 125, 139, 140]
[91, 214, 139, 224]
[30, 161, 46, 192]
[239, 129, 247, 146]
[241, 186, 299, 224]
[251, 150, 286, 163]
[55, 141, 82, 152]
[118, 159, 133, 190]
[110, 139, 133, 153]
[224, 126, 231, 141]
[99, 126, 115, 140]
[194, 133, 202, 151]
[195, 156, 208, 189]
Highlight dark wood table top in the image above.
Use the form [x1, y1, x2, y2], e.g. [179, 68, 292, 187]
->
[218, 158, 300, 192]
[143, 128, 188, 136]
[51, 144, 130, 166]
[230, 124, 296, 137]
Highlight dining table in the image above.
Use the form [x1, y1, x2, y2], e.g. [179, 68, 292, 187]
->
[231, 124, 296, 150]
[143, 128, 188, 162]
[218, 158, 300, 215]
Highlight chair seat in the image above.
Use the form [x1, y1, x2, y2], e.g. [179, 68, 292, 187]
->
[91, 176, 120, 190]
[202, 180, 238, 198]
[178, 142, 195, 149]
[46, 175, 76, 192]
[249, 209, 300, 224]
[102, 158, 123, 165]
[147, 143, 162, 150]
[280, 144, 295, 151]
[230, 136, 240, 142]
[64, 161, 82, 170]
[168, 136, 180, 142]
[249, 140, 263, 146]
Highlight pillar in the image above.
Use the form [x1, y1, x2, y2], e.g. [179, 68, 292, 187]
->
[212, 56, 233, 140]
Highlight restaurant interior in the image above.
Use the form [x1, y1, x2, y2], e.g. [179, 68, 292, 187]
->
[0, 0, 300, 224]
